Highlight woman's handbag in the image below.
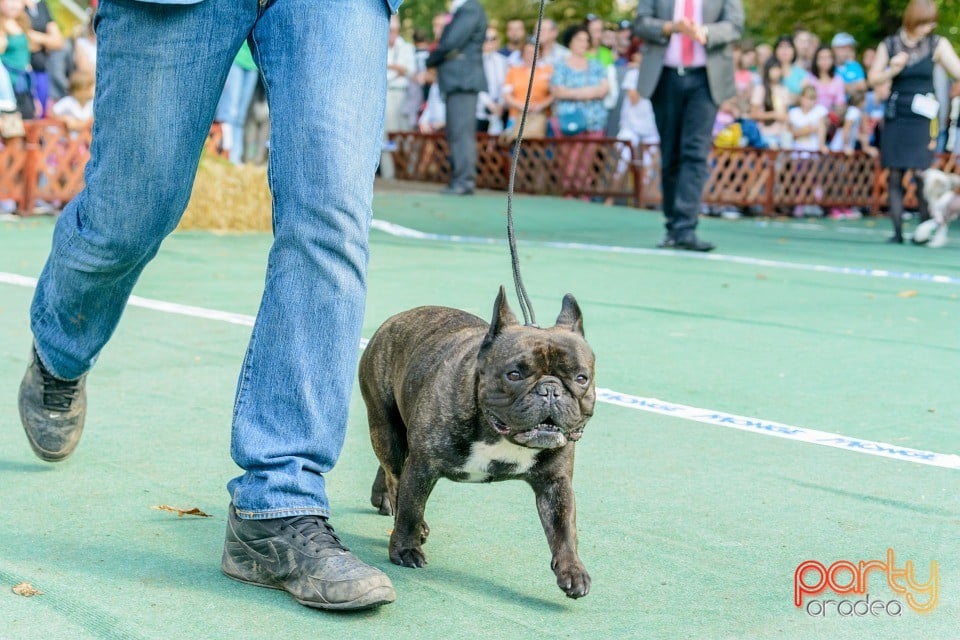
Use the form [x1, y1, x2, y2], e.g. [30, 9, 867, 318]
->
[500, 111, 548, 143]
[557, 109, 588, 136]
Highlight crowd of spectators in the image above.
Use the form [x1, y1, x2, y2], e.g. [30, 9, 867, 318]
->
[4, 3, 960, 220]
[1, 0, 94, 129]
[384, 12, 960, 219]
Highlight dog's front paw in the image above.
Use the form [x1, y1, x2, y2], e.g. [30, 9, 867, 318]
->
[390, 534, 428, 568]
[554, 560, 591, 599]
[390, 545, 428, 568]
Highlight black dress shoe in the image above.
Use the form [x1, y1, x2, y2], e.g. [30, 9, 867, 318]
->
[439, 185, 474, 196]
[675, 238, 716, 252]
[656, 236, 676, 248]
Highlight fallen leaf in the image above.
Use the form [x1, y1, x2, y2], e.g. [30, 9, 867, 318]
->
[898, 290, 918, 298]
[152, 505, 212, 518]
[12, 582, 42, 597]
[929, 408, 936, 413]
[756, 273, 767, 280]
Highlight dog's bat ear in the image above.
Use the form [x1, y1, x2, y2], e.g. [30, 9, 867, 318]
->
[483, 286, 518, 346]
[555, 293, 585, 336]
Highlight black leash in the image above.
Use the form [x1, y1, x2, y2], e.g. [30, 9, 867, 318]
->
[504, 0, 546, 328]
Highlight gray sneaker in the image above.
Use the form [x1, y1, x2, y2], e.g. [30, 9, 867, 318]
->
[18, 348, 87, 462]
[221, 504, 396, 610]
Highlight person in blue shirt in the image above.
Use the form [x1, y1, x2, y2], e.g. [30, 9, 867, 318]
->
[832, 32, 868, 95]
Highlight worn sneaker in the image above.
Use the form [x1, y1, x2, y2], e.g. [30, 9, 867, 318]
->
[221, 504, 396, 610]
[18, 348, 87, 462]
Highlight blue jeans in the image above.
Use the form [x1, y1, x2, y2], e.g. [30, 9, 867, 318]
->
[29, 0, 392, 519]
[215, 64, 259, 164]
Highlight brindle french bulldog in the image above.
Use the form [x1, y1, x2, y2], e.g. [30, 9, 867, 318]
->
[359, 286, 596, 598]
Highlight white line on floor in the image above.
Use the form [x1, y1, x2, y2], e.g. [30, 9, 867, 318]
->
[2, 270, 955, 470]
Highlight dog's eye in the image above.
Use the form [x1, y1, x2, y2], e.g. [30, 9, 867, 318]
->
[506, 371, 522, 381]
[575, 374, 589, 385]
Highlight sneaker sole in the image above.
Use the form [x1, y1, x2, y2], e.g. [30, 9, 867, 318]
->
[221, 569, 397, 611]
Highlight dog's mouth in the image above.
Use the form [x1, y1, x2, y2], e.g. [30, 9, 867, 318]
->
[486, 414, 584, 448]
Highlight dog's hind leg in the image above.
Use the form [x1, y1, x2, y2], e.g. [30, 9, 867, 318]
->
[367, 400, 407, 516]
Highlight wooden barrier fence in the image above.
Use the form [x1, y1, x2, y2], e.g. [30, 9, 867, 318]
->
[390, 131, 960, 214]
[1, 125, 956, 215]
[0, 120, 227, 214]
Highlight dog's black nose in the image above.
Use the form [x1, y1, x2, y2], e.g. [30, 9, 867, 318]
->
[536, 380, 562, 400]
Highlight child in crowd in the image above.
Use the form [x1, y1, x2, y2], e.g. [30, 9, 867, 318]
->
[829, 90, 876, 155]
[751, 59, 790, 149]
[828, 90, 877, 219]
[788, 85, 827, 153]
[51, 70, 94, 131]
[787, 85, 828, 216]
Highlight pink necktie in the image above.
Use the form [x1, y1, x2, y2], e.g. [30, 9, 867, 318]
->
[681, 0, 695, 66]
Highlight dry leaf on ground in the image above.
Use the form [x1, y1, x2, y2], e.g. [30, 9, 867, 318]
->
[12, 582, 42, 597]
[152, 505, 212, 518]
[897, 290, 918, 298]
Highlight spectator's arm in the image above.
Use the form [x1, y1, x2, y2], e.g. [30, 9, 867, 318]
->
[934, 37, 960, 80]
[703, 0, 744, 49]
[28, 20, 64, 53]
[816, 117, 828, 152]
[634, 0, 673, 43]
[594, 78, 610, 100]
[868, 42, 902, 88]
[750, 86, 784, 124]
[846, 79, 868, 93]
[0, 31, 8, 55]
[501, 83, 521, 111]
[551, 84, 597, 101]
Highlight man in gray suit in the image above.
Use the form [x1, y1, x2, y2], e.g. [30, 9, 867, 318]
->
[427, 0, 488, 195]
[635, 0, 743, 251]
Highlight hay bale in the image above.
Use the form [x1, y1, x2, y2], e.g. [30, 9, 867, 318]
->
[178, 155, 271, 232]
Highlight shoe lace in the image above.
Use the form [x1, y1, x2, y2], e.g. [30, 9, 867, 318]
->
[37, 360, 81, 412]
[284, 516, 348, 551]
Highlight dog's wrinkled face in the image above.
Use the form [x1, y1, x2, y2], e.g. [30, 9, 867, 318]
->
[477, 288, 596, 449]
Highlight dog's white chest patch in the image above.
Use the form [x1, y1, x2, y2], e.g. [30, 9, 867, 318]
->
[456, 439, 539, 482]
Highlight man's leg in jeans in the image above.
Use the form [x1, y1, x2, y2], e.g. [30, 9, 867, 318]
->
[23, 0, 250, 461]
[219, 0, 396, 611]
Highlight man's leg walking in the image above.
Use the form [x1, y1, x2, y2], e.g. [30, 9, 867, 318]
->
[22, 0, 251, 461]
[220, 0, 396, 610]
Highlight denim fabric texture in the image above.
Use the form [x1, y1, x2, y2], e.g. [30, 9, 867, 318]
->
[29, 0, 393, 519]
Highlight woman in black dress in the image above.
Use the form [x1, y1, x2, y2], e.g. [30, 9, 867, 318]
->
[868, 0, 960, 243]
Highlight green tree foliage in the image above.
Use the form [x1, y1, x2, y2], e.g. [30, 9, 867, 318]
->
[742, 0, 959, 49]
[399, 0, 627, 40]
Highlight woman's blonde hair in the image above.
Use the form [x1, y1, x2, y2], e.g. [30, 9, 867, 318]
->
[903, 0, 938, 32]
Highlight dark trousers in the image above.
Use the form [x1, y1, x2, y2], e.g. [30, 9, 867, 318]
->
[886, 168, 929, 240]
[445, 91, 479, 189]
[650, 68, 717, 242]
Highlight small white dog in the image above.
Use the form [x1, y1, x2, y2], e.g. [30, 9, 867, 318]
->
[916, 168, 960, 248]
